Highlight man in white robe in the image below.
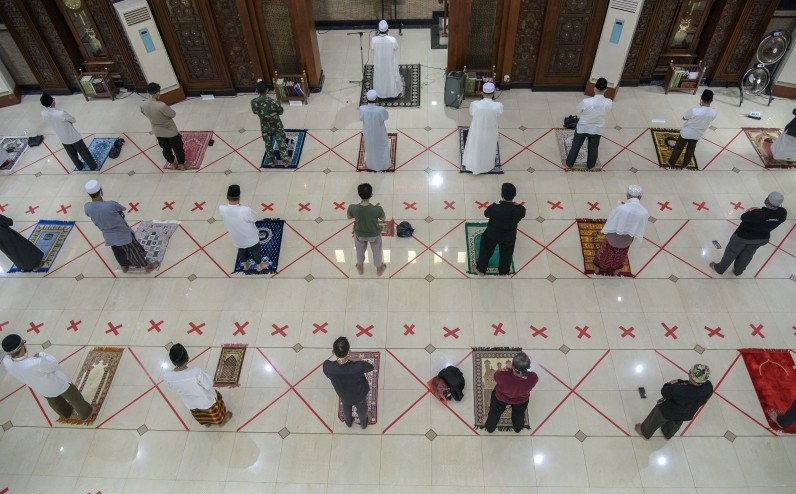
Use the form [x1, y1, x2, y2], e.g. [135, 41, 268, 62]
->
[594, 185, 648, 275]
[771, 108, 796, 161]
[359, 89, 390, 171]
[371, 20, 402, 99]
[462, 82, 502, 175]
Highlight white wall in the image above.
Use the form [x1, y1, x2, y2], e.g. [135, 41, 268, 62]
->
[0, 57, 15, 96]
[589, 1, 646, 88]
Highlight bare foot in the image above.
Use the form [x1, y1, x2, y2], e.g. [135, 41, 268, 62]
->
[767, 409, 782, 428]
[121, 266, 130, 273]
[356, 264, 364, 275]
[475, 269, 485, 277]
[376, 263, 387, 276]
[221, 410, 233, 425]
[256, 262, 268, 272]
[709, 261, 720, 274]
[243, 261, 253, 271]
[592, 262, 600, 274]
[176, 163, 187, 171]
[144, 261, 160, 273]
[634, 423, 647, 439]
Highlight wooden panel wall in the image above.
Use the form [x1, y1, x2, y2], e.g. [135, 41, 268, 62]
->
[511, 0, 547, 84]
[88, 0, 147, 89]
[711, 0, 780, 84]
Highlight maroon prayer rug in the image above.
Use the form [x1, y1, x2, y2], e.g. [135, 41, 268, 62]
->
[740, 348, 796, 433]
[337, 351, 380, 425]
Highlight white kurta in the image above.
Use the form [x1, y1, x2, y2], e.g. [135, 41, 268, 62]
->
[771, 133, 796, 161]
[371, 34, 401, 98]
[359, 103, 390, 171]
[462, 98, 503, 174]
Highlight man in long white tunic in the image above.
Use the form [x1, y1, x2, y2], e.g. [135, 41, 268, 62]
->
[359, 89, 390, 171]
[371, 20, 402, 99]
[771, 108, 796, 161]
[462, 82, 502, 174]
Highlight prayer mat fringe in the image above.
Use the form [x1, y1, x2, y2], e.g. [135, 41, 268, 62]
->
[472, 347, 523, 352]
[473, 424, 531, 431]
[740, 347, 792, 353]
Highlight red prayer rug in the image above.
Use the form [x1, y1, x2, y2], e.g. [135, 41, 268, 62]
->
[356, 132, 397, 172]
[164, 131, 212, 170]
[740, 348, 796, 433]
[576, 218, 633, 277]
[337, 351, 379, 425]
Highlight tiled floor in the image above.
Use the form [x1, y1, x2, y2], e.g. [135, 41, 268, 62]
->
[1, 29, 796, 493]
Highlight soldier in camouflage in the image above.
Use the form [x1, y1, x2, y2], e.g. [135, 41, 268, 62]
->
[252, 80, 288, 167]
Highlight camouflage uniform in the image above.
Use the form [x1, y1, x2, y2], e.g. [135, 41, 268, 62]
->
[251, 95, 288, 165]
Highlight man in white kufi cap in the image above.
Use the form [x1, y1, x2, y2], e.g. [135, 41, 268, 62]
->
[462, 81, 503, 174]
[359, 89, 391, 171]
[371, 20, 402, 98]
[593, 185, 648, 275]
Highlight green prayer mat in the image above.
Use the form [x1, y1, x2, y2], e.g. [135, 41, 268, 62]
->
[465, 222, 515, 275]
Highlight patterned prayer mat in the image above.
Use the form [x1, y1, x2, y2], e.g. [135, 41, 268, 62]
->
[650, 128, 699, 170]
[0, 136, 29, 174]
[213, 344, 247, 387]
[360, 64, 421, 108]
[740, 348, 796, 434]
[356, 132, 398, 172]
[233, 219, 284, 274]
[57, 347, 124, 425]
[164, 131, 212, 170]
[472, 347, 530, 431]
[555, 129, 602, 170]
[337, 351, 380, 425]
[576, 218, 633, 277]
[260, 129, 306, 169]
[458, 127, 503, 174]
[465, 222, 515, 275]
[128, 220, 179, 272]
[8, 220, 74, 273]
[381, 219, 395, 237]
[744, 128, 795, 169]
[83, 137, 117, 169]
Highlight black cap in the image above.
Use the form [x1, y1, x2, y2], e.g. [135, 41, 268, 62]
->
[2, 334, 23, 353]
[147, 82, 161, 94]
[40, 94, 54, 108]
[169, 343, 189, 366]
[227, 184, 241, 200]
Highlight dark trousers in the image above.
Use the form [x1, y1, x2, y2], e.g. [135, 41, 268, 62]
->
[485, 389, 528, 433]
[668, 136, 698, 168]
[157, 134, 185, 165]
[565, 132, 601, 168]
[341, 396, 368, 428]
[639, 403, 683, 439]
[45, 383, 92, 420]
[476, 232, 515, 275]
[776, 398, 796, 429]
[238, 243, 263, 265]
[714, 232, 767, 275]
[63, 139, 97, 170]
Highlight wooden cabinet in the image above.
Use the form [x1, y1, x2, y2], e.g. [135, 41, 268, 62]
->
[78, 70, 117, 101]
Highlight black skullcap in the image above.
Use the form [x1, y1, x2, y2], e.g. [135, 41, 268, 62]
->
[701, 89, 714, 102]
[256, 81, 268, 95]
[169, 343, 189, 366]
[227, 184, 241, 199]
[2, 334, 23, 353]
[595, 78, 608, 91]
[40, 93, 54, 108]
[147, 82, 161, 94]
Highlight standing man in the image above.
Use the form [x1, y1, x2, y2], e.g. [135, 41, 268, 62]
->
[371, 20, 402, 99]
[462, 82, 503, 174]
[711, 192, 786, 276]
[593, 185, 649, 275]
[140, 82, 186, 170]
[484, 352, 538, 433]
[668, 89, 717, 168]
[83, 179, 159, 273]
[323, 336, 374, 429]
[2, 334, 94, 420]
[565, 77, 612, 170]
[163, 343, 232, 426]
[218, 184, 268, 272]
[475, 183, 526, 276]
[347, 183, 387, 276]
[636, 364, 712, 439]
[359, 89, 390, 171]
[251, 80, 288, 167]
[40, 93, 98, 171]
[0, 214, 44, 272]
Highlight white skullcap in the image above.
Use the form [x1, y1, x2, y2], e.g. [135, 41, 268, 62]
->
[378, 20, 388, 32]
[85, 179, 101, 195]
[767, 191, 784, 207]
[482, 82, 495, 94]
[627, 184, 643, 197]
[367, 89, 378, 101]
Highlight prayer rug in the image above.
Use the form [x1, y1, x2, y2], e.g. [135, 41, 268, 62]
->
[337, 351, 380, 425]
[381, 219, 395, 237]
[458, 127, 503, 174]
[213, 344, 247, 387]
[472, 347, 530, 431]
[740, 348, 796, 434]
[0, 136, 29, 174]
[555, 129, 602, 170]
[360, 64, 421, 108]
[465, 222, 515, 275]
[57, 347, 124, 425]
[164, 131, 212, 170]
[260, 129, 306, 169]
[650, 128, 699, 170]
[744, 128, 795, 169]
[127, 220, 178, 272]
[356, 132, 398, 171]
[232, 219, 284, 274]
[8, 220, 74, 273]
[82, 137, 117, 169]
[576, 218, 633, 277]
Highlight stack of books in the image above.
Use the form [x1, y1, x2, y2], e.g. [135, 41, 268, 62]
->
[80, 76, 96, 95]
[670, 68, 689, 88]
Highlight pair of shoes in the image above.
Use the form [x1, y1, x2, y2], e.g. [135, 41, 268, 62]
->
[634, 423, 647, 439]
[144, 261, 160, 273]
[376, 264, 387, 276]
[356, 264, 364, 275]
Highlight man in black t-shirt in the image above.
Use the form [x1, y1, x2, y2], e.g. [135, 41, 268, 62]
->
[476, 183, 526, 276]
[636, 364, 713, 439]
[711, 192, 786, 276]
[322, 337, 374, 429]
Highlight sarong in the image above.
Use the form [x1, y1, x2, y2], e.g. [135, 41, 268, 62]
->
[593, 239, 629, 272]
[111, 233, 149, 268]
[190, 391, 228, 425]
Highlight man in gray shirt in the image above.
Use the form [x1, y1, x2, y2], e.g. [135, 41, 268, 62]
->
[83, 179, 159, 273]
[140, 82, 186, 170]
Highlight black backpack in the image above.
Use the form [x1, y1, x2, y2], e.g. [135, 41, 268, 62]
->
[108, 138, 124, 159]
[563, 115, 579, 129]
[438, 365, 465, 401]
[396, 221, 414, 238]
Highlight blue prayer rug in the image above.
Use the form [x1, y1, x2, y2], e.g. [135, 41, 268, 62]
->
[458, 127, 503, 174]
[9, 220, 74, 273]
[232, 219, 285, 275]
[260, 130, 306, 169]
[79, 137, 118, 170]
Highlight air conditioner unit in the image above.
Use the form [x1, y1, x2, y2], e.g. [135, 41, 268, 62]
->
[114, 0, 182, 101]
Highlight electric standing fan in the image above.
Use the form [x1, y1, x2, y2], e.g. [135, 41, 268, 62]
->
[738, 30, 791, 106]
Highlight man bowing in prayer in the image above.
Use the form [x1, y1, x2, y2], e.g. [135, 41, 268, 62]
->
[462, 82, 502, 175]
[593, 185, 648, 275]
[359, 89, 390, 171]
[371, 20, 402, 99]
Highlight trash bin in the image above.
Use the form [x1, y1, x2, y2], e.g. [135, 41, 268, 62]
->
[444, 71, 464, 109]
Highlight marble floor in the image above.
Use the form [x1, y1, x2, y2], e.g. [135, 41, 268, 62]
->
[0, 29, 795, 494]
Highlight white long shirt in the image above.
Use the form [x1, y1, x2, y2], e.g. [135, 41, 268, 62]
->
[371, 34, 401, 98]
[162, 366, 216, 410]
[575, 94, 613, 135]
[218, 204, 260, 249]
[359, 103, 390, 171]
[602, 197, 649, 241]
[679, 105, 718, 140]
[41, 107, 82, 145]
[2, 352, 71, 398]
[462, 98, 503, 175]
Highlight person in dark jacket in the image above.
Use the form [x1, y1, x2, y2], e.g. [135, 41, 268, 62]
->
[710, 192, 786, 276]
[322, 336, 374, 429]
[636, 364, 713, 439]
[0, 214, 44, 271]
[475, 182, 526, 276]
[485, 352, 538, 433]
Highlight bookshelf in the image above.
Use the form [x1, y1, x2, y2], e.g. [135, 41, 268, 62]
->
[462, 65, 496, 98]
[664, 60, 706, 95]
[273, 69, 309, 105]
[78, 70, 117, 101]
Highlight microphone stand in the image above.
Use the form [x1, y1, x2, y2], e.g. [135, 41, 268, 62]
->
[347, 31, 366, 85]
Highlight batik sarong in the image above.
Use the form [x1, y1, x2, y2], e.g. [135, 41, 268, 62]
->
[190, 391, 228, 425]
[593, 239, 630, 272]
[110, 233, 149, 268]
